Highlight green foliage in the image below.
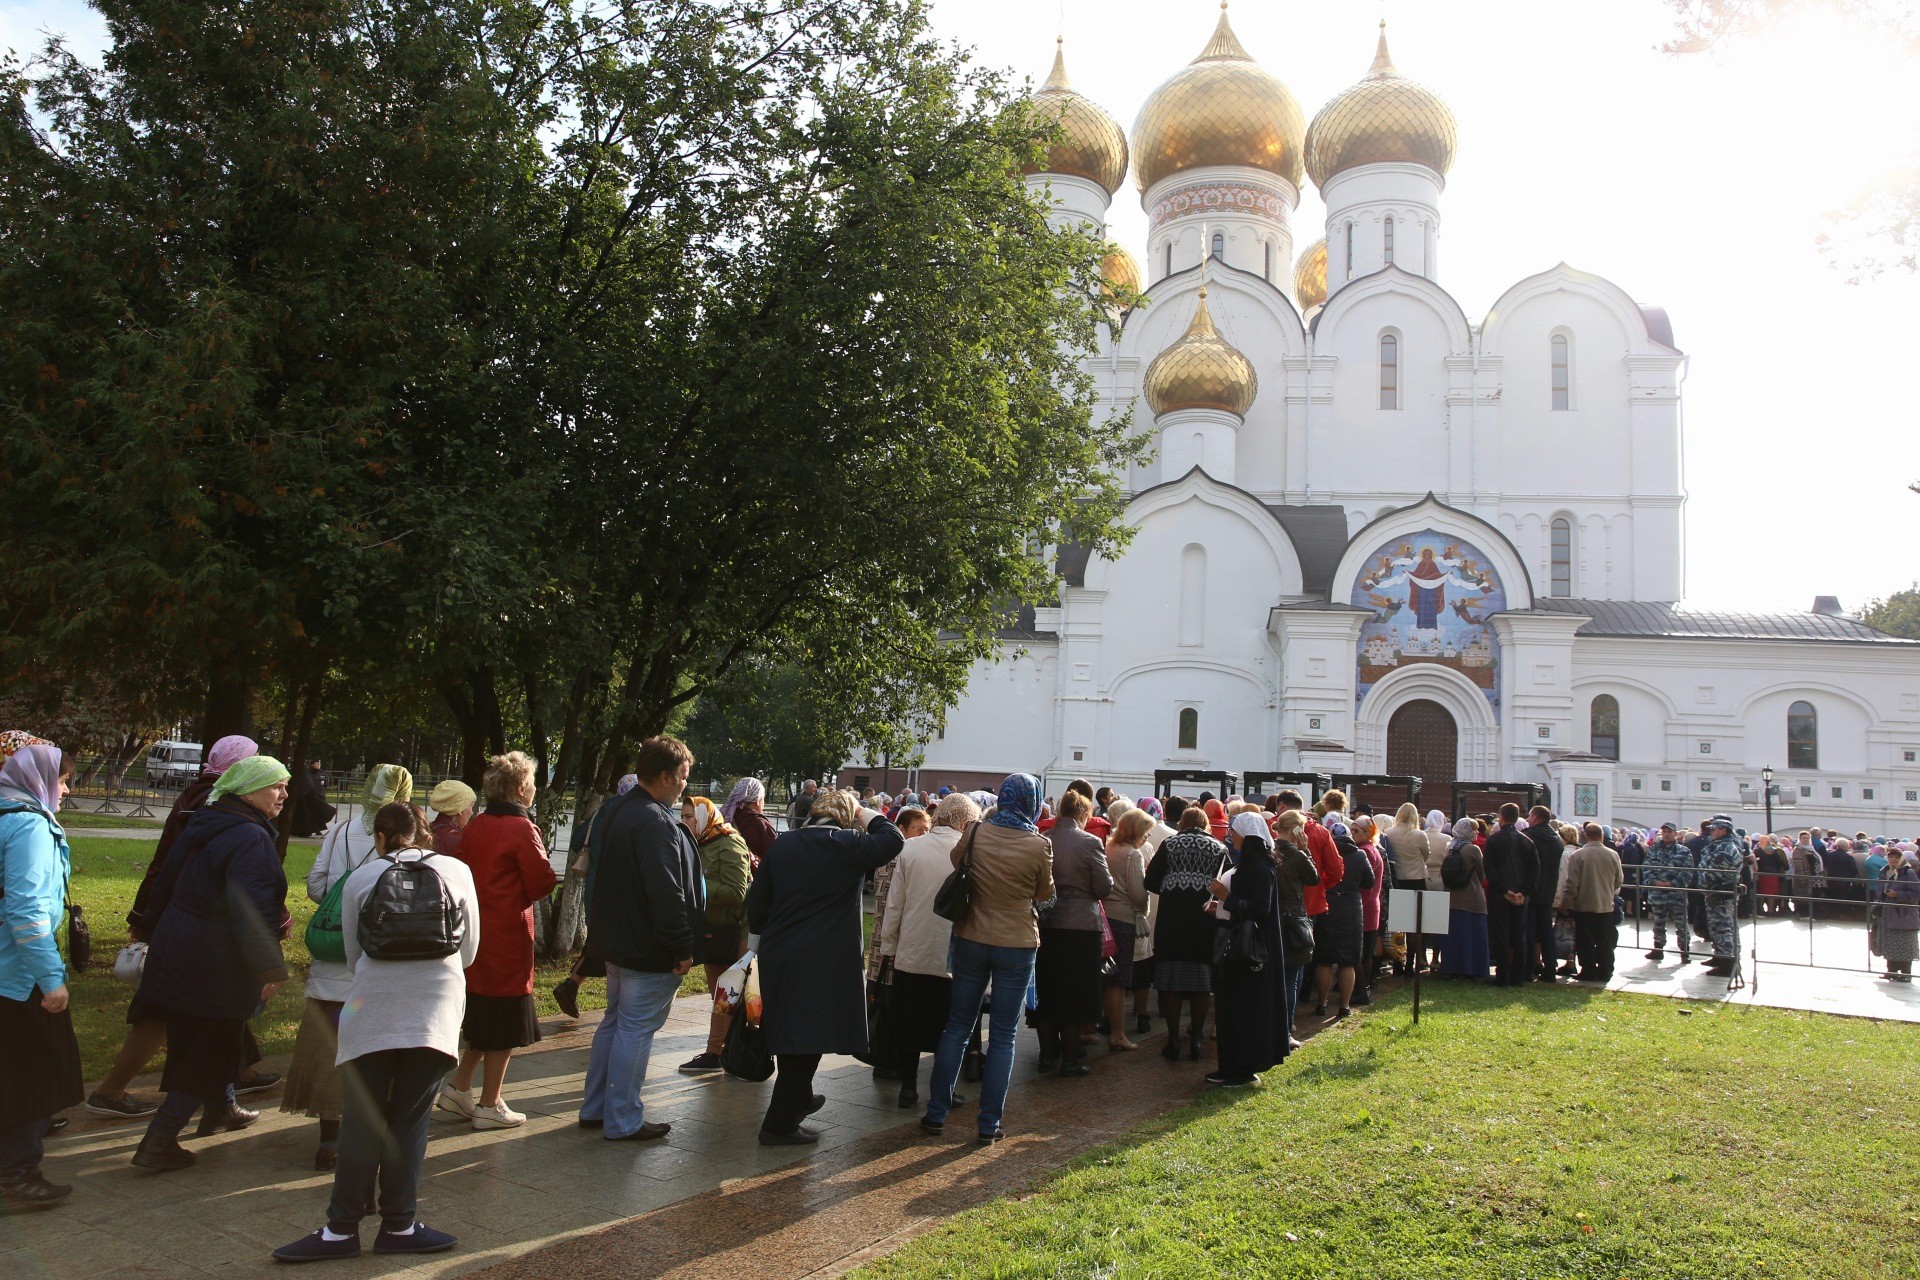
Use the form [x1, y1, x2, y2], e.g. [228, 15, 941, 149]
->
[859, 985, 1920, 1279]
[1861, 583, 1920, 639]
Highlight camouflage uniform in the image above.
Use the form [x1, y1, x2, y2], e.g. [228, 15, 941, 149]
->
[1697, 832, 1745, 959]
[1640, 837, 1696, 956]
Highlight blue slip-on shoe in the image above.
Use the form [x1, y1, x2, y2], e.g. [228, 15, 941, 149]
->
[373, 1222, 457, 1255]
[272, 1230, 360, 1263]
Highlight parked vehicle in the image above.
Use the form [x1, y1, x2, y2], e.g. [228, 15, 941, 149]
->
[144, 740, 204, 789]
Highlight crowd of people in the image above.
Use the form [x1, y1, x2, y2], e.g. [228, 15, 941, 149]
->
[6, 722, 1920, 1254]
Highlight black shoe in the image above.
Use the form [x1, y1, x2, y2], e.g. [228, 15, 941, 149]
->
[0, 1171, 72, 1210]
[608, 1121, 671, 1142]
[871, 1065, 903, 1083]
[1335, 1007, 1352, 1020]
[131, 1131, 196, 1171]
[1677, 952, 1692, 964]
[577, 1116, 604, 1129]
[896, 1089, 919, 1109]
[85, 1090, 157, 1119]
[195, 1105, 259, 1137]
[757, 1125, 821, 1146]
[1351, 993, 1372, 1007]
[919, 1116, 944, 1136]
[807, 1093, 827, 1116]
[678, 1053, 723, 1074]
[1204, 1072, 1256, 1088]
[1159, 1036, 1181, 1062]
[552, 978, 580, 1020]
[1134, 1014, 1152, 1035]
[1036, 1055, 1059, 1074]
[976, 1128, 1004, 1147]
[1644, 949, 1664, 961]
[47, 1117, 68, 1134]
[232, 1072, 281, 1097]
[1188, 1033, 1203, 1062]
[314, 1143, 337, 1172]
[1057, 1062, 1091, 1078]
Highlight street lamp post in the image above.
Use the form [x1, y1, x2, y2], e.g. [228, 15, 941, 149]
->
[1761, 764, 1774, 836]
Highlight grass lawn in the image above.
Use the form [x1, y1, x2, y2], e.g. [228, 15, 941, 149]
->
[57, 811, 166, 830]
[66, 835, 705, 1082]
[857, 983, 1920, 1280]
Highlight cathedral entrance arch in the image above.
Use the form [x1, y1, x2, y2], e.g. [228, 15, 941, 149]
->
[1386, 700, 1457, 815]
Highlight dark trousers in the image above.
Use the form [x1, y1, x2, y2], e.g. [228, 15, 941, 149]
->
[0, 1117, 48, 1182]
[762, 1053, 822, 1136]
[1531, 898, 1559, 975]
[1573, 911, 1617, 979]
[327, 1048, 453, 1234]
[1487, 900, 1531, 985]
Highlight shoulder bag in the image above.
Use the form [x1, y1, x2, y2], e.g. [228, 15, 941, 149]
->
[932, 825, 981, 925]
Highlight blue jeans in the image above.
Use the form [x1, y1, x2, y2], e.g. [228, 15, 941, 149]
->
[327, 1048, 452, 1233]
[926, 936, 1035, 1137]
[581, 963, 682, 1138]
[1283, 964, 1306, 1036]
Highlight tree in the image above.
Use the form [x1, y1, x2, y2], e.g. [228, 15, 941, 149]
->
[1860, 585, 1920, 638]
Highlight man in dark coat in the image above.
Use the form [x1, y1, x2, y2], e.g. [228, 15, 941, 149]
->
[1481, 804, 1538, 987]
[579, 736, 702, 1143]
[745, 788, 902, 1145]
[1526, 806, 1567, 980]
[288, 759, 336, 838]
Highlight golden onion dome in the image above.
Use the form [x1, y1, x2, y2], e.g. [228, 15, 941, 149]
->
[1100, 246, 1142, 306]
[1131, 5, 1307, 194]
[1144, 288, 1257, 418]
[1305, 24, 1457, 190]
[1293, 237, 1326, 311]
[1022, 40, 1129, 196]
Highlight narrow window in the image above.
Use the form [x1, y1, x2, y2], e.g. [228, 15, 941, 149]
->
[1210, 231, 1224, 260]
[1383, 215, 1395, 265]
[1378, 333, 1399, 410]
[1551, 334, 1570, 411]
[1179, 544, 1206, 646]
[1165, 243, 1173, 278]
[1178, 707, 1199, 751]
[1263, 240, 1273, 280]
[1590, 694, 1620, 760]
[1550, 518, 1572, 597]
[1787, 701, 1818, 770]
[1345, 222, 1354, 276]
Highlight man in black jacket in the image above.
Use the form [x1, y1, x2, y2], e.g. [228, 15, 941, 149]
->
[1526, 805, 1567, 981]
[1482, 803, 1539, 987]
[579, 736, 704, 1143]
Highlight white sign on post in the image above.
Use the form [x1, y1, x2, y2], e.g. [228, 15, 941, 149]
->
[1386, 890, 1455, 934]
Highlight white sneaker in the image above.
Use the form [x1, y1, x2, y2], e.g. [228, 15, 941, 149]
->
[470, 1101, 525, 1131]
[436, 1086, 476, 1119]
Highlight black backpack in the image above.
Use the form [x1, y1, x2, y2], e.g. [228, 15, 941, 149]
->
[1440, 846, 1474, 890]
[357, 852, 463, 961]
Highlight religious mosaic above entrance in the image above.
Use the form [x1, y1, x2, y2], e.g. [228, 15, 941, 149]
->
[1352, 529, 1506, 714]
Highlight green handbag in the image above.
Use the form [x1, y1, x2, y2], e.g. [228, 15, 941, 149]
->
[305, 872, 350, 964]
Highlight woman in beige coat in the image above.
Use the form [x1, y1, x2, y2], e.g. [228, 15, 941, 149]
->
[1101, 809, 1153, 1052]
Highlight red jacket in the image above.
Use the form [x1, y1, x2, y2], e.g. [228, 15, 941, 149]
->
[1302, 817, 1346, 916]
[454, 807, 558, 996]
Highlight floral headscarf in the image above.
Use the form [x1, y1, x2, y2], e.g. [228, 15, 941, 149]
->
[684, 793, 737, 843]
[1139, 796, 1164, 820]
[360, 763, 414, 834]
[720, 776, 765, 822]
[0, 730, 51, 768]
[202, 734, 259, 779]
[616, 773, 640, 796]
[0, 743, 65, 814]
[987, 773, 1041, 833]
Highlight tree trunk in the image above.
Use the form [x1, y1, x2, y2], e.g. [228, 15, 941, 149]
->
[203, 660, 252, 744]
[547, 788, 605, 960]
[275, 667, 326, 859]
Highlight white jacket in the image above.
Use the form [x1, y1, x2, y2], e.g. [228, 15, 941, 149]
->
[876, 825, 961, 978]
[307, 820, 381, 1002]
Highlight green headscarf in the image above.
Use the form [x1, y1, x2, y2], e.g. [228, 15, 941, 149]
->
[361, 763, 414, 834]
[210, 755, 291, 802]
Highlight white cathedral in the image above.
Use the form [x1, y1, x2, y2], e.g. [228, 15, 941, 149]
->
[864, 9, 1920, 831]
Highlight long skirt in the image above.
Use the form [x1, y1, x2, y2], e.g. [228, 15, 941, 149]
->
[1312, 895, 1365, 968]
[0, 992, 83, 1129]
[1881, 927, 1919, 965]
[1438, 910, 1491, 978]
[885, 969, 955, 1055]
[281, 998, 345, 1120]
[1214, 950, 1284, 1078]
[1034, 927, 1102, 1025]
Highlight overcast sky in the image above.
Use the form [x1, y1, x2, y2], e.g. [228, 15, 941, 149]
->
[9, 0, 1918, 612]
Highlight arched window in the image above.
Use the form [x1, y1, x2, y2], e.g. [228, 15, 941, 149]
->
[1590, 694, 1620, 760]
[1787, 700, 1818, 769]
[1551, 333, 1571, 410]
[1550, 518, 1573, 597]
[1263, 240, 1273, 280]
[1210, 231, 1224, 260]
[1383, 215, 1395, 265]
[1378, 332, 1399, 410]
[1164, 243, 1173, 278]
[1177, 707, 1200, 751]
[1345, 222, 1355, 276]
[1179, 543, 1206, 646]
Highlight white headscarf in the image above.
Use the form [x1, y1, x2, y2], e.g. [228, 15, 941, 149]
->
[1425, 809, 1448, 833]
[1230, 811, 1273, 847]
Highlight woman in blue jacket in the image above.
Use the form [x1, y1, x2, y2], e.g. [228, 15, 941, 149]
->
[0, 742, 82, 1210]
[130, 756, 292, 1172]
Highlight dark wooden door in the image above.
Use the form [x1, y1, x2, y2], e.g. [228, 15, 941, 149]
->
[1387, 699, 1458, 815]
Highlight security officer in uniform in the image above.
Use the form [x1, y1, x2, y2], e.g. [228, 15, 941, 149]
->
[1697, 815, 1745, 976]
[1640, 821, 1696, 964]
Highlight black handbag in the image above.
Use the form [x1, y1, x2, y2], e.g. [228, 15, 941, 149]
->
[1282, 913, 1315, 963]
[720, 999, 774, 1082]
[932, 826, 981, 924]
[67, 899, 91, 972]
[1213, 919, 1268, 972]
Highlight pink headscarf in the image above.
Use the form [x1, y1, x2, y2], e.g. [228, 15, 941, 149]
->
[0, 743, 65, 814]
[202, 735, 259, 778]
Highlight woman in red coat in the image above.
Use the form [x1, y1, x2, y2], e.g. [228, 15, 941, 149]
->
[438, 752, 557, 1131]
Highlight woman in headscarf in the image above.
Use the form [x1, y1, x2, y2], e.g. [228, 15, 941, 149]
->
[91, 734, 265, 1120]
[1032, 789, 1113, 1076]
[441, 752, 556, 1132]
[286, 765, 414, 1167]
[676, 794, 753, 1075]
[721, 777, 777, 870]
[131, 756, 292, 1171]
[1437, 816, 1490, 979]
[1144, 805, 1227, 1063]
[1382, 803, 1429, 974]
[1206, 812, 1286, 1087]
[920, 774, 1054, 1146]
[0, 743, 83, 1208]
[1421, 809, 1452, 971]
[1202, 798, 1230, 843]
[743, 789, 903, 1145]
